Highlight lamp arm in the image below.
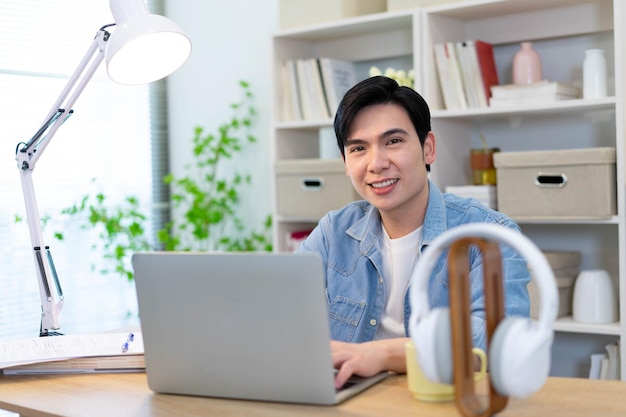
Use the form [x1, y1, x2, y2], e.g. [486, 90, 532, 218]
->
[15, 28, 111, 336]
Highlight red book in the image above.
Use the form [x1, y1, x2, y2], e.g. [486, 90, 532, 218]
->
[471, 40, 500, 105]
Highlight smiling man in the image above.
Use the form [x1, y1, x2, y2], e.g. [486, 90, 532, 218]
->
[296, 76, 530, 388]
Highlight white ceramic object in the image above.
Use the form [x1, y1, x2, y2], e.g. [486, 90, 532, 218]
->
[572, 269, 617, 324]
[583, 49, 608, 99]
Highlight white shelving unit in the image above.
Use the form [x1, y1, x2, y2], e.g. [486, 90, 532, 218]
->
[271, 0, 625, 379]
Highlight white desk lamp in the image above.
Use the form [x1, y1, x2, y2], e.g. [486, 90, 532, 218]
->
[14, 0, 191, 336]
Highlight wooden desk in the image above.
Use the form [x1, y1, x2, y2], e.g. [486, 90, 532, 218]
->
[0, 373, 624, 417]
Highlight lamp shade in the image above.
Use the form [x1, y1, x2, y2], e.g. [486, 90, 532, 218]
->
[106, 0, 191, 85]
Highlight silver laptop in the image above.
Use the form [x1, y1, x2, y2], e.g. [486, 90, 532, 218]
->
[131, 252, 388, 405]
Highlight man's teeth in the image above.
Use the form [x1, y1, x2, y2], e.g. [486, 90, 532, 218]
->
[371, 179, 397, 188]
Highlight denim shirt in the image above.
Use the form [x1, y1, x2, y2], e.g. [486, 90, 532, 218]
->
[296, 180, 530, 350]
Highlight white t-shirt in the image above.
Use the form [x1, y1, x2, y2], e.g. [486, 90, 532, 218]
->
[373, 225, 422, 340]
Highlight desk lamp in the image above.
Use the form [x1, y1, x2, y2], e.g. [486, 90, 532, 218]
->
[14, 0, 191, 336]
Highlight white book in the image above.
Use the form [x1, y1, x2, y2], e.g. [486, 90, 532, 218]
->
[296, 59, 315, 120]
[605, 341, 620, 380]
[589, 353, 607, 379]
[433, 43, 467, 110]
[319, 57, 357, 117]
[446, 42, 468, 110]
[456, 41, 480, 108]
[307, 58, 331, 120]
[285, 60, 303, 121]
[465, 40, 489, 107]
[279, 61, 294, 122]
[433, 43, 458, 110]
[490, 81, 580, 99]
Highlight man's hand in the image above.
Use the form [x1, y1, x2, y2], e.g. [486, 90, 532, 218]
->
[331, 338, 409, 388]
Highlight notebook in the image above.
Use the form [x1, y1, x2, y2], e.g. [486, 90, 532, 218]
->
[131, 252, 388, 405]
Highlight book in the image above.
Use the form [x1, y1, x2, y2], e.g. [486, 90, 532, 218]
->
[446, 42, 468, 110]
[604, 341, 620, 380]
[0, 332, 144, 375]
[490, 81, 579, 99]
[472, 40, 499, 106]
[279, 61, 294, 121]
[285, 59, 303, 121]
[433, 42, 467, 110]
[589, 353, 607, 379]
[319, 57, 357, 117]
[489, 93, 577, 107]
[296, 59, 315, 120]
[306, 58, 331, 120]
[456, 41, 481, 108]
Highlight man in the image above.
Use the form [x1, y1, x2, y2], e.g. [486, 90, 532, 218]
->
[296, 76, 530, 388]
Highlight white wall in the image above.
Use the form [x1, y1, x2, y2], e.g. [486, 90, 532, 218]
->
[164, 0, 278, 236]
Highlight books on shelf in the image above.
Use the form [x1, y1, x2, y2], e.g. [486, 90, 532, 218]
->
[280, 57, 357, 122]
[433, 42, 467, 110]
[589, 341, 621, 380]
[489, 80, 580, 107]
[319, 57, 357, 117]
[434, 39, 499, 110]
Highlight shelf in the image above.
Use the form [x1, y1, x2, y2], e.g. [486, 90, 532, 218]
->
[273, 10, 413, 41]
[431, 97, 616, 121]
[554, 316, 621, 335]
[274, 119, 333, 131]
[514, 216, 622, 225]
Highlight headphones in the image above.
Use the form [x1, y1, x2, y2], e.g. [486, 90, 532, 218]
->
[408, 223, 558, 400]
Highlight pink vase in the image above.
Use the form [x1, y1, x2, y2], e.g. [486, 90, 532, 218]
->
[513, 42, 542, 84]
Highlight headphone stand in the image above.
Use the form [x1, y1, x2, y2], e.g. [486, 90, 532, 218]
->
[448, 238, 509, 417]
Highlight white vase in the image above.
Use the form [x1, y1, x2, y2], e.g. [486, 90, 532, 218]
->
[572, 269, 617, 324]
[583, 49, 608, 99]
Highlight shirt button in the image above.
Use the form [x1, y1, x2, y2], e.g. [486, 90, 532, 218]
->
[369, 319, 377, 326]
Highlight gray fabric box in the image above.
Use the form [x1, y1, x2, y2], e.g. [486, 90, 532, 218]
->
[275, 159, 361, 218]
[493, 147, 616, 219]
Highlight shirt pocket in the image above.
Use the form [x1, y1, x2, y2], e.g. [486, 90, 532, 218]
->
[327, 294, 365, 342]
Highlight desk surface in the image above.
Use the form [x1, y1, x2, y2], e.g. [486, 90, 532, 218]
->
[0, 373, 624, 417]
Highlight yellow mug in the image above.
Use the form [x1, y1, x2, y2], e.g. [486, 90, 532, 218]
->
[405, 340, 487, 402]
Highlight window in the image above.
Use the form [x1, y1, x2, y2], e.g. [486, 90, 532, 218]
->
[0, 1, 167, 339]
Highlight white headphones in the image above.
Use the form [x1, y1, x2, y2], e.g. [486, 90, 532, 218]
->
[408, 223, 558, 399]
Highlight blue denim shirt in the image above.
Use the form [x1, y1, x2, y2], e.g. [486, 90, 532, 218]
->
[296, 180, 530, 350]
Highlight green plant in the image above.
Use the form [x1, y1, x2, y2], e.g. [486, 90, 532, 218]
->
[157, 80, 272, 252]
[56, 190, 152, 281]
[54, 80, 272, 281]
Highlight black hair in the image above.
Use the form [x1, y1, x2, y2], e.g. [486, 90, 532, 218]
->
[333, 75, 431, 159]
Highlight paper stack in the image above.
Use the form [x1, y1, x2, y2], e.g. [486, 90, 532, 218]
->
[0, 332, 144, 375]
[489, 80, 580, 107]
[445, 185, 496, 209]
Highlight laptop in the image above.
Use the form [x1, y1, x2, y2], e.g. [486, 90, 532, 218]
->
[131, 252, 388, 405]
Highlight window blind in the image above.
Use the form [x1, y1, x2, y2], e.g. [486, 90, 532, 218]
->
[0, 0, 169, 339]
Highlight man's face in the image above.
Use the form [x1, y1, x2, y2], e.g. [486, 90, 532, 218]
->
[343, 103, 435, 222]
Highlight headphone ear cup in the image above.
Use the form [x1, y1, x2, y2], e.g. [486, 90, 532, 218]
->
[413, 307, 453, 384]
[489, 317, 550, 398]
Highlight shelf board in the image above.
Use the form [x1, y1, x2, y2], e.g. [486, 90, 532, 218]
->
[431, 97, 616, 120]
[274, 10, 413, 41]
[274, 119, 332, 130]
[515, 216, 622, 225]
[554, 316, 621, 335]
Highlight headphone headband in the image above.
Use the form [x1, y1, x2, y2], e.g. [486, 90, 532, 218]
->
[408, 223, 558, 336]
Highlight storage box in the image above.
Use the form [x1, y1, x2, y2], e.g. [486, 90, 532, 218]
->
[529, 250, 581, 319]
[280, 0, 386, 28]
[493, 147, 616, 219]
[275, 159, 361, 218]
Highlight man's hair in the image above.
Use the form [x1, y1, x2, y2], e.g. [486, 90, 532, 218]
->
[333, 75, 431, 159]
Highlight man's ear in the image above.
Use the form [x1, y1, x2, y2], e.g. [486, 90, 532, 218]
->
[423, 132, 436, 165]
